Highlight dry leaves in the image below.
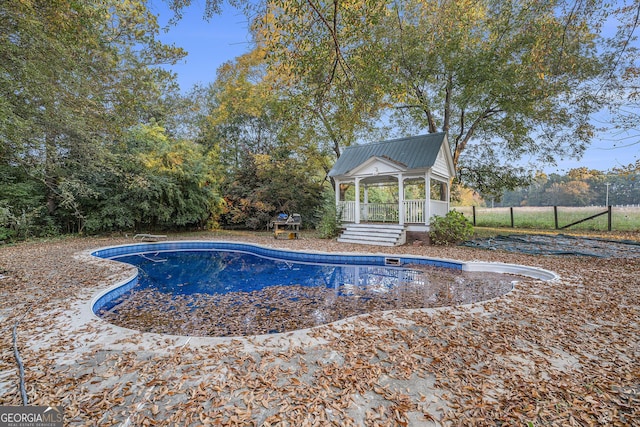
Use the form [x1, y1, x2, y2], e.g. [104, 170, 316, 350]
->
[0, 233, 638, 425]
[97, 267, 516, 337]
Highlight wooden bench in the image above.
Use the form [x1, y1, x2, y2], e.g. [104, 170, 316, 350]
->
[271, 214, 301, 239]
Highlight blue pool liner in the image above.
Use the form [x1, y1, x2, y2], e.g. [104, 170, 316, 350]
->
[91, 241, 464, 314]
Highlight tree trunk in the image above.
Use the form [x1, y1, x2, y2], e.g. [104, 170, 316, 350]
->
[44, 132, 58, 215]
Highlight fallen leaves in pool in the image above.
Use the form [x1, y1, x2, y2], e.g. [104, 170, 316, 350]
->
[98, 267, 518, 337]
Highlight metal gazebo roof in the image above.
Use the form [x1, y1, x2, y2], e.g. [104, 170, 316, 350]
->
[328, 133, 448, 178]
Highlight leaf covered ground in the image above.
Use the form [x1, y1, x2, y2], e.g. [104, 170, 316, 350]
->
[0, 232, 638, 426]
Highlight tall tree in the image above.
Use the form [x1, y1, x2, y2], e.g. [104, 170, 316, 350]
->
[201, 49, 331, 228]
[1, 0, 185, 233]
[250, 0, 628, 195]
[253, 0, 389, 160]
[204, 49, 285, 171]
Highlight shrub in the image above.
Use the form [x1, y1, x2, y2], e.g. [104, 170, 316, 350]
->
[429, 210, 474, 245]
[315, 187, 342, 239]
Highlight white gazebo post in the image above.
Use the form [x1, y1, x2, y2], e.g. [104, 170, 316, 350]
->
[446, 179, 450, 211]
[425, 171, 431, 226]
[398, 173, 405, 225]
[363, 184, 369, 221]
[334, 179, 341, 222]
[354, 177, 361, 224]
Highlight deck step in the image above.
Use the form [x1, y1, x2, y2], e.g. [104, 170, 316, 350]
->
[338, 234, 398, 243]
[344, 223, 405, 230]
[338, 223, 406, 247]
[337, 237, 397, 247]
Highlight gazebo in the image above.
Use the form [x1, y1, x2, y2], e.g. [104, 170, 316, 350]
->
[328, 133, 455, 246]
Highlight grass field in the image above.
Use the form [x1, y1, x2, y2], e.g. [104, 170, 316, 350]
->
[453, 205, 640, 232]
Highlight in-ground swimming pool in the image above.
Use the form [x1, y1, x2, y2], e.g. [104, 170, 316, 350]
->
[91, 241, 556, 337]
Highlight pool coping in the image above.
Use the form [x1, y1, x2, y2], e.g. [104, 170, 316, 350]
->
[80, 240, 559, 348]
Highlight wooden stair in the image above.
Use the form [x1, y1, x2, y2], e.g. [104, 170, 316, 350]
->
[337, 223, 406, 247]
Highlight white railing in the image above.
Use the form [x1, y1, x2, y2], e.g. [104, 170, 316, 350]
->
[430, 200, 449, 218]
[404, 200, 425, 223]
[339, 199, 449, 224]
[338, 201, 356, 222]
[362, 203, 398, 222]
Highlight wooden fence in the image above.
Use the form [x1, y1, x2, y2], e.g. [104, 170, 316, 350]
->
[454, 205, 640, 232]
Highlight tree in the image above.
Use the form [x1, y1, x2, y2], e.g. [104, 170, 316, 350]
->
[253, 0, 390, 161]
[249, 0, 628, 195]
[220, 151, 324, 229]
[83, 122, 224, 232]
[567, 167, 605, 181]
[1, 0, 186, 234]
[204, 49, 286, 172]
[544, 180, 593, 206]
[201, 49, 330, 229]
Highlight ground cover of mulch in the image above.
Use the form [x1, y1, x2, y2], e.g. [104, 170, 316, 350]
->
[0, 232, 638, 426]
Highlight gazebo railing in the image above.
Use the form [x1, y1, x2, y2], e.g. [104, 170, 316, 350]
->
[404, 200, 425, 223]
[338, 200, 449, 224]
[339, 201, 356, 222]
[362, 203, 399, 222]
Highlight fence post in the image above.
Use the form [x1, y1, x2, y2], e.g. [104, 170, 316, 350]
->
[608, 205, 612, 231]
[472, 205, 476, 226]
[510, 207, 514, 228]
[554, 206, 559, 229]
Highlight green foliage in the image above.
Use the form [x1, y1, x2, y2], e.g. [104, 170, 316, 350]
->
[315, 186, 342, 239]
[498, 169, 640, 207]
[249, 0, 625, 195]
[429, 210, 474, 246]
[220, 151, 324, 230]
[0, 0, 188, 239]
[0, 165, 55, 240]
[0, 206, 15, 241]
[83, 123, 224, 233]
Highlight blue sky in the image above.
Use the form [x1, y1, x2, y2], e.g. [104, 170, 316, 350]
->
[149, 1, 253, 88]
[150, 1, 639, 174]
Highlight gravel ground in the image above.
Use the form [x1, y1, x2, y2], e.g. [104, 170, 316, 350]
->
[0, 232, 638, 426]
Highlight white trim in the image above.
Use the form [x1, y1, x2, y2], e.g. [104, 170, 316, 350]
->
[440, 134, 456, 178]
[425, 170, 431, 225]
[347, 156, 407, 177]
[398, 173, 405, 226]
